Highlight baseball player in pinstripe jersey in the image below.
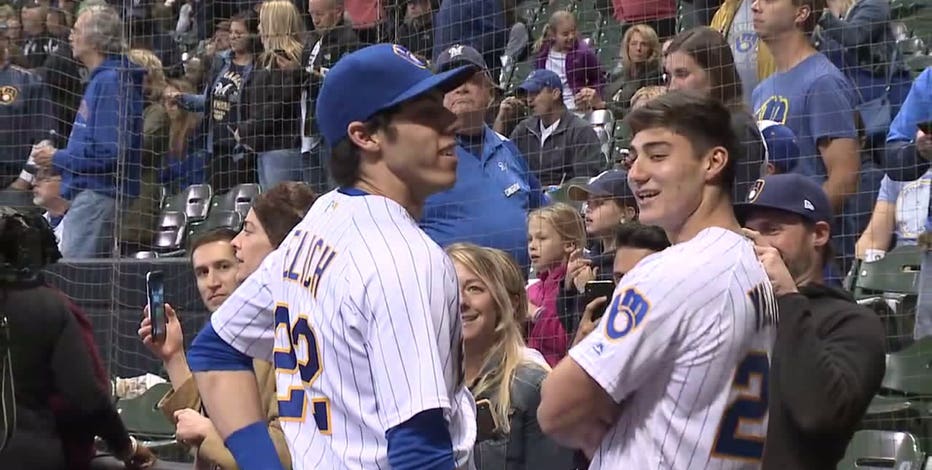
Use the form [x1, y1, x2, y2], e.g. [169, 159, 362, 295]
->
[538, 91, 779, 469]
[184, 44, 478, 470]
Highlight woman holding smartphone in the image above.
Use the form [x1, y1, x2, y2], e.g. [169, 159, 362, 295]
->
[446, 243, 575, 470]
[235, 0, 306, 189]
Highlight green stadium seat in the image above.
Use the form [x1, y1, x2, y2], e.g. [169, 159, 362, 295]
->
[882, 336, 932, 396]
[853, 245, 921, 299]
[152, 211, 187, 254]
[837, 430, 926, 470]
[115, 382, 176, 442]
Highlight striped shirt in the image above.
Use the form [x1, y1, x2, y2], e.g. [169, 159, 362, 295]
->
[571, 227, 778, 469]
[210, 188, 476, 469]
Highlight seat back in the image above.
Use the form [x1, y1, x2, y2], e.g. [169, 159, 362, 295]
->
[115, 382, 176, 440]
[854, 245, 921, 298]
[837, 430, 925, 469]
[881, 336, 932, 396]
[164, 184, 212, 222]
[205, 210, 243, 232]
[153, 211, 187, 252]
[215, 183, 260, 219]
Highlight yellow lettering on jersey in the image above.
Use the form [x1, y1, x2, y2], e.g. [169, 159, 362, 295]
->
[301, 237, 336, 299]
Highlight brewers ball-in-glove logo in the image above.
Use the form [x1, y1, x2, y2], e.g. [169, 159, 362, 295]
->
[746, 179, 766, 203]
[392, 44, 427, 69]
[0, 86, 18, 105]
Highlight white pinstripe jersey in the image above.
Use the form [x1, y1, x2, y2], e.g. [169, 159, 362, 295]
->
[571, 227, 778, 469]
[210, 188, 477, 470]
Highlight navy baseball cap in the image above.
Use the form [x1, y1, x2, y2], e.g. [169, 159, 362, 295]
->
[566, 170, 633, 202]
[735, 174, 832, 224]
[433, 43, 501, 89]
[315, 44, 477, 147]
[516, 69, 563, 95]
[758, 120, 800, 174]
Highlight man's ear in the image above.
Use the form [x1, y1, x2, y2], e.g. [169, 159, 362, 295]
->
[795, 3, 812, 29]
[703, 146, 729, 184]
[812, 220, 831, 250]
[347, 121, 380, 154]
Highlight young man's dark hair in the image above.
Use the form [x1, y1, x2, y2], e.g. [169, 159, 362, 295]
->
[625, 90, 739, 191]
[614, 221, 671, 253]
[251, 182, 317, 247]
[329, 111, 396, 187]
[188, 227, 238, 259]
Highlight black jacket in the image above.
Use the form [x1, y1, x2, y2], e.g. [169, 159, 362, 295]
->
[763, 283, 886, 470]
[301, 20, 361, 137]
[0, 280, 131, 470]
[237, 58, 305, 154]
[510, 110, 605, 187]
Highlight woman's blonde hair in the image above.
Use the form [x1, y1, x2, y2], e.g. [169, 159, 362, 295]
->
[127, 48, 166, 101]
[164, 78, 200, 159]
[620, 23, 661, 73]
[258, 0, 304, 68]
[533, 10, 576, 53]
[446, 243, 544, 433]
[528, 203, 587, 251]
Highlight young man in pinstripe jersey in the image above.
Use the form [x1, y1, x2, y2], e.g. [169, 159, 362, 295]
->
[538, 91, 778, 469]
[184, 44, 479, 470]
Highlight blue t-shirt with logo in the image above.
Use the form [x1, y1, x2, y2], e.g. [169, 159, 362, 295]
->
[752, 53, 858, 180]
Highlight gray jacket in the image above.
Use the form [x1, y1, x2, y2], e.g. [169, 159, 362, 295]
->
[509, 111, 605, 187]
[472, 364, 576, 470]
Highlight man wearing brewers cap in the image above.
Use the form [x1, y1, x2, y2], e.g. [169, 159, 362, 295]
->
[507, 69, 604, 187]
[188, 44, 478, 470]
[421, 43, 542, 268]
[736, 173, 885, 470]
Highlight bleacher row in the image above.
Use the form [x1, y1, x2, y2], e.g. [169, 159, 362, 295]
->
[841, 246, 931, 467]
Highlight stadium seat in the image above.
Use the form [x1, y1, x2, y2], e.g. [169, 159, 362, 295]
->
[882, 336, 932, 397]
[187, 210, 244, 242]
[152, 211, 187, 254]
[587, 109, 615, 166]
[115, 382, 176, 442]
[862, 337, 932, 448]
[837, 430, 926, 469]
[213, 183, 261, 219]
[162, 184, 213, 223]
[853, 245, 921, 299]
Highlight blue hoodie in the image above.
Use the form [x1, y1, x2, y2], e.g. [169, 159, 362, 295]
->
[52, 55, 144, 201]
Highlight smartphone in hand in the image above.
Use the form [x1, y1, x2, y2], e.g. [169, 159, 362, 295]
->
[583, 280, 615, 320]
[146, 271, 166, 344]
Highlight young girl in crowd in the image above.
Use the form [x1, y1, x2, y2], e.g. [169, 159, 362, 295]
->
[533, 10, 604, 111]
[526, 203, 587, 366]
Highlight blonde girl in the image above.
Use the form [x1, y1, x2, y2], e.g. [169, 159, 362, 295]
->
[447, 243, 575, 470]
[526, 203, 586, 366]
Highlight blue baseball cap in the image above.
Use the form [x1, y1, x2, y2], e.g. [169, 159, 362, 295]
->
[735, 174, 832, 224]
[566, 170, 633, 202]
[315, 43, 477, 147]
[516, 69, 563, 95]
[757, 120, 800, 174]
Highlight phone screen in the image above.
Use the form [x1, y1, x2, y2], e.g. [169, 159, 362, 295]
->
[584, 281, 616, 319]
[146, 271, 166, 343]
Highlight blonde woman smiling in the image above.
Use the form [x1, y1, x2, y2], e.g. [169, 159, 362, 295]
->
[447, 243, 575, 470]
